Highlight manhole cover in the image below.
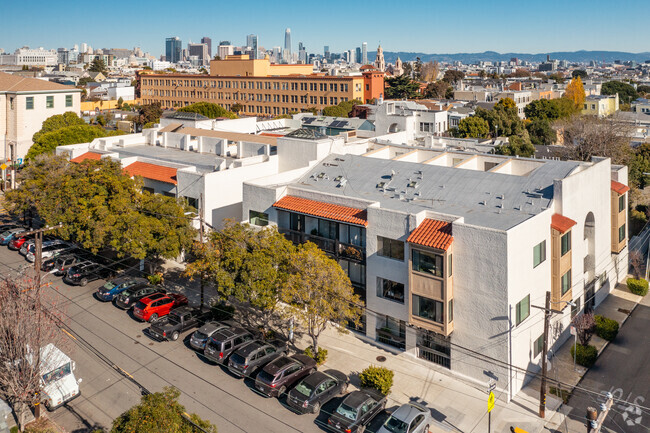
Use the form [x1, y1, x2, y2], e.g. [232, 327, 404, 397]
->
[376, 356, 386, 362]
[618, 308, 631, 315]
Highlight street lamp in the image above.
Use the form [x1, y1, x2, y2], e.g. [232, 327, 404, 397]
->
[531, 291, 575, 418]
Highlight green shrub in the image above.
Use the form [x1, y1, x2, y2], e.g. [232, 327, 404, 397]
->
[11, 427, 19, 433]
[627, 278, 649, 296]
[147, 272, 164, 286]
[304, 346, 328, 365]
[359, 365, 394, 395]
[594, 315, 619, 341]
[570, 344, 598, 368]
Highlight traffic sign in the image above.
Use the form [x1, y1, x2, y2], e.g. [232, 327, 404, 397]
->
[488, 391, 495, 413]
[0, 164, 6, 170]
[570, 325, 576, 336]
[487, 379, 496, 392]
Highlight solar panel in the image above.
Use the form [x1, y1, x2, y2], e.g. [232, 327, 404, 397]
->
[302, 117, 315, 124]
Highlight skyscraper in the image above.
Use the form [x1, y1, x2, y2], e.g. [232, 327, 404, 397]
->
[362, 42, 367, 65]
[284, 28, 291, 62]
[355, 47, 361, 64]
[298, 42, 307, 64]
[188, 43, 209, 65]
[201, 37, 212, 57]
[247, 34, 259, 59]
[165, 36, 182, 63]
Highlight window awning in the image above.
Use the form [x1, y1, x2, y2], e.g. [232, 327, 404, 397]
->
[611, 180, 630, 195]
[551, 213, 577, 233]
[273, 196, 367, 226]
[407, 218, 453, 251]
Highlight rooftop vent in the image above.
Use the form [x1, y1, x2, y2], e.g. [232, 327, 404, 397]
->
[407, 181, 418, 188]
[335, 175, 343, 181]
[377, 181, 386, 188]
[338, 178, 347, 188]
[317, 172, 325, 179]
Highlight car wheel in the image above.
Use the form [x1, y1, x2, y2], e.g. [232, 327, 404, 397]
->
[171, 331, 179, 341]
[277, 386, 286, 398]
[80, 278, 88, 287]
[312, 401, 321, 414]
[148, 313, 158, 323]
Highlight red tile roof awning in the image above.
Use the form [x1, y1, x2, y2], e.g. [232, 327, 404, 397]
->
[611, 180, 630, 195]
[551, 214, 577, 233]
[124, 162, 178, 185]
[70, 152, 103, 163]
[407, 218, 453, 251]
[273, 196, 367, 226]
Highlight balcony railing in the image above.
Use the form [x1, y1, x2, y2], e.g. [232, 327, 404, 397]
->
[376, 328, 406, 350]
[338, 242, 365, 261]
[417, 346, 451, 369]
[279, 228, 365, 262]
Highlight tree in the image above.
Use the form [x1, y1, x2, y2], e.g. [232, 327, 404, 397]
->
[601, 80, 638, 104]
[628, 143, 650, 188]
[230, 103, 244, 113]
[117, 96, 124, 109]
[478, 69, 487, 79]
[283, 242, 362, 353]
[476, 98, 528, 139]
[26, 125, 123, 160]
[33, 112, 86, 143]
[420, 61, 440, 82]
[524, 99, 561, 121]
[629, 250, 643, 280]
[453, 116, 490, 139]
[88, 57, 107, 73]
[558, 115, 632, 165]
[572, 70, 588, 79]
[77, 77, 95, 87]
[494, 135, 535, 157]
[564, 77, 586, 109]
[637, 85, 650, 97]
[95, 114, 107, 126]
[549, 73, 565, 84]
[424, 81, 452, 99]
[384, 75, 420, 99]
[572, 312, 596, 346]
[509, 69, 531, 78]
[135, 103, 163, 126]
[111, 387, 217, 433]
[0, 274, 69, 431]
[177, 102, 237, 119]
[413, 57, 423, 81]
[526, 118, 557, 145]
[322, 99, 363, 117]
[442, 70, 464, 84]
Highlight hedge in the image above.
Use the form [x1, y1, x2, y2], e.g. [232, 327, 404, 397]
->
[570, 344, 598, 368]
[359, 365, 394, 395]
[594, 315, 619, 341]
[627, 278, 648, 296]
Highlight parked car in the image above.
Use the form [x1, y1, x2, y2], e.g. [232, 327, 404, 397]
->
[114, 285, 166, 310]
[18, 236, 55, 255]
[62, 261, 115, 286]
[7, 232, 33, 250]
[96, 277, 148, 302]
[132, 293, 188, 323]
[147, 306, 211, 341]
[26, 241, 69, 262]
[327, 389, 387, 433]
[189, 321, 233, 351]
[287, 369, 349, 414]
[254, 354, 317, 398]
[203, 327, 254, 365]
[227, 339, 289, 378]
[377, 403, 431, 433]
[43, 251, 86, 274]
[0, 228, 26, 246]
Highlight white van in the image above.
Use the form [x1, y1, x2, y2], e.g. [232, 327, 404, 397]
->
[39, 344, 82, 410]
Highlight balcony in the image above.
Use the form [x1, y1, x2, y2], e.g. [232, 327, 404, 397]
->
[376, 328, 406, 350]
[338, 242, 365, 262]
[279, 228, 364, 261]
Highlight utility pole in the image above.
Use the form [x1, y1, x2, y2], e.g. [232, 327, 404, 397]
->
[199, 193, 205, 307]
[587, 393, 613, 432]
[539, 291, 551, 419]
[18, 224, 63, 291]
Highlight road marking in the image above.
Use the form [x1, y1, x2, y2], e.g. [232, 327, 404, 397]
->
[62, 329, 77, 341]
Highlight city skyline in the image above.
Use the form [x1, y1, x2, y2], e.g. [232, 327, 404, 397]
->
[2, 0, 649, 57]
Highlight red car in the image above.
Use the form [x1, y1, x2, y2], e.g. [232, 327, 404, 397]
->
[132, 293, 188, 323]
[8, 234, 33, 251]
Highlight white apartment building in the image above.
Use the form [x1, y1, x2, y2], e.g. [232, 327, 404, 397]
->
[374, 101, 449, 136]
[242, 146, 629, 400]
[0, 47, 57, 66]
[0, 72, 81, 160]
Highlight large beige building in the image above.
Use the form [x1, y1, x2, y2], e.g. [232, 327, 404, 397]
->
[139, 55, 385, 117]
[0, 72, 81, 160]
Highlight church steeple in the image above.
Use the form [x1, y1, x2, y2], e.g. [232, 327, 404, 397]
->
[375, 44, 385, 72]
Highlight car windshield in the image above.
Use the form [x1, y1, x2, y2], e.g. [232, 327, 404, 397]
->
[193, 331, 207, 340]
[168, 314, 181, 325]
[230, 353, 245, 365]
[0, 231, 12, 237]
[382, 416, 409, 433]
[103, 282, 117, 290]
[293, 380, 315, 397]
[134, 301, 147, 310]
[257, 370, 275, 383]
[335, 403, 358, 421]
[42, 362, 72, 386]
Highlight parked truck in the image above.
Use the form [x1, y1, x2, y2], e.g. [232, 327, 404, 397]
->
[39, 344, 82, 410]
[147, 306, 212, 342]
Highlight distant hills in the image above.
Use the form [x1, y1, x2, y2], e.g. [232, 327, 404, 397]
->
[382, 50, 650, 64]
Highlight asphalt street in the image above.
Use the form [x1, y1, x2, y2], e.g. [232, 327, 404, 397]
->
[566, 302, 650, 433]
[0, 242, 393, 433]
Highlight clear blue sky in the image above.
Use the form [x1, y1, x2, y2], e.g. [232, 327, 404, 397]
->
[2, 0, 649, 56]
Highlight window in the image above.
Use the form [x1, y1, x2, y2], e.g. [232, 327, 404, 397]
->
[448, 299, 453, 323]
[571, 297, 581, 318]
[412, 295, 444, 324]
[46, 96, 54, 108]
[26, 96, 34, 110]
[339, 260, 365, 286]
[377, 236, 404, 261]
[618, 224, 625, 243]
[618, 194, 625, 212]
[448, 254, 453, 277]
[534, 334, 544, 358]
[340, 224, 365, 247]
[560, 232, 571, 256]
[65, 95, 73, 107]
[412, 250, 443, 277]
[515, 294, 530, 325]
[9, 97, 14, 110]
[377, 278, 404, 303]
[142, 186, 154, 194]
[249, 210, 269, 226]
[561, 270, 571, 295]
[316, 219, 337, 239]
[533, 240, 546, 268]
[183, 196, 198, 211]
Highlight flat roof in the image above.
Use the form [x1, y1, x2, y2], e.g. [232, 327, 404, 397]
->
[170, 127, 277, 146]
[110, 145, 220, 174]
[289, 154, 583, 231]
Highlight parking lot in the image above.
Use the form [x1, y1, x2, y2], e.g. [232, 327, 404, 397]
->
[0, 230, 394, 433]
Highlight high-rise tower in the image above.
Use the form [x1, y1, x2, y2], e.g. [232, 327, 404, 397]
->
[284, 28, 292, 62]
[247, 34, 259, 59]
[362, 42, 368, 65]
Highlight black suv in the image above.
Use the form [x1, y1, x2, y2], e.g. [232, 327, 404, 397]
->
[327, 389, 387, 433]
[203, 327, 254, 364]
[114, 285, 166, 310]
[227, 339, 289, 378]
[63, 261, 115, 286]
